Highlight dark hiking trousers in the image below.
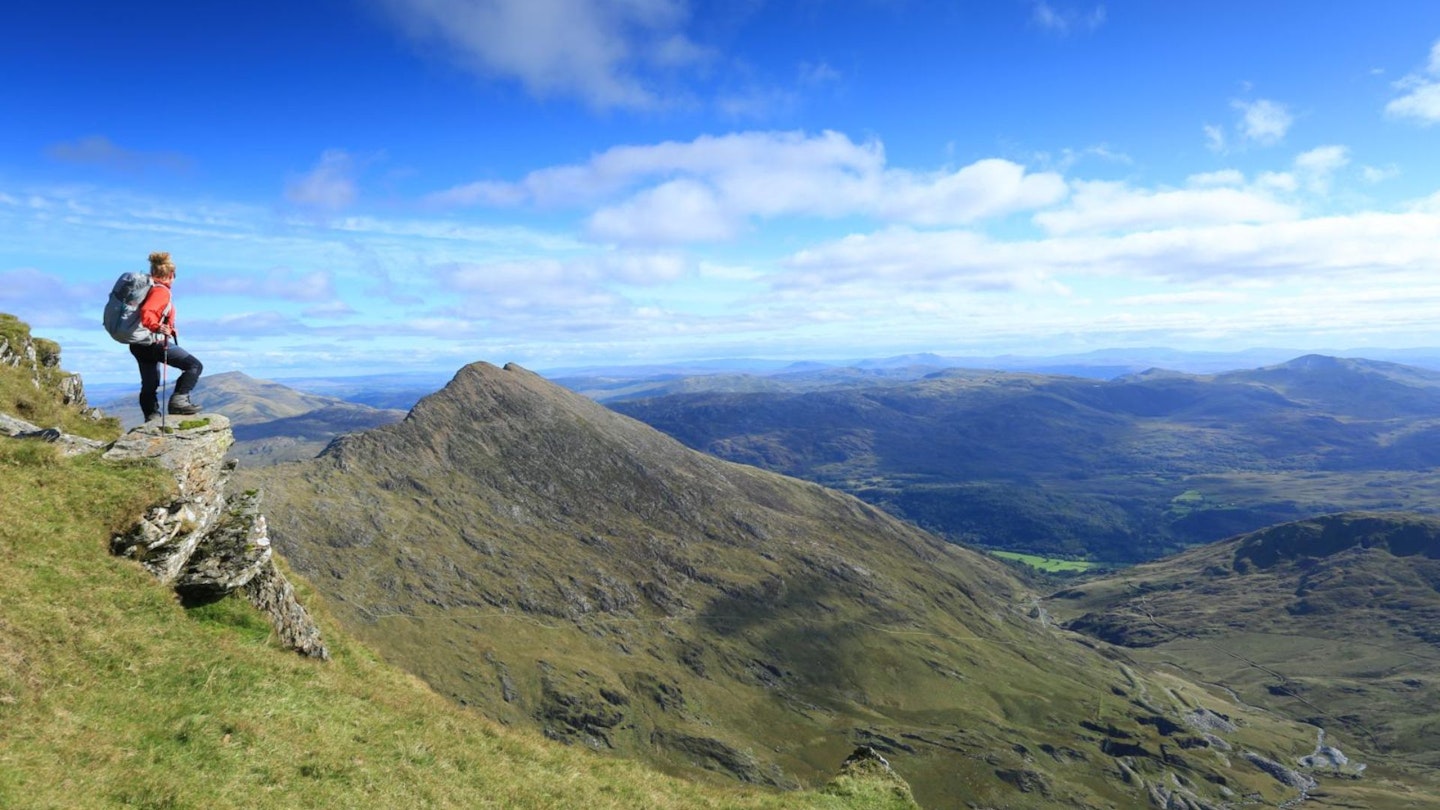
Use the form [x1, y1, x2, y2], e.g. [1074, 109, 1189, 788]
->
[130, 341, 203, 420]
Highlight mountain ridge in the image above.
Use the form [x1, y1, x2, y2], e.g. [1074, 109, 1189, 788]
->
[252, 360, 1340, 807]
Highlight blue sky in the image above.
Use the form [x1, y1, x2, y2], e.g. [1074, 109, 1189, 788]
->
[3, 1, 1440, 384]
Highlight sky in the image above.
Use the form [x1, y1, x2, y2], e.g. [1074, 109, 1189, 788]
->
[3, 1, 1440, 385]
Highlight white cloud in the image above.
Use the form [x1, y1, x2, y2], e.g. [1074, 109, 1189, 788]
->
[1034, 180, 1297, 235]
[1293, 145, 1349, 194]
[285, 150, 359, 210]
[1386, 38, 1440, 124]
[377, 0, 709, 110]
[783, 211, 1440, 297]
[432, 131, 1067, 243]
[1187, 169, 1245, 187]
[1233, 99, 1294, 145]
[1361, 164, 1400, 184]
[588, 179, 739, 242]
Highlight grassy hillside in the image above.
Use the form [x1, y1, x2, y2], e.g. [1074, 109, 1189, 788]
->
[1045, 512, 1440, 802]
[610, 356, 1440, 562]
[0, 442, 925, 810]
[252, 362, 1337, 809]
[0, 315, 912, 809]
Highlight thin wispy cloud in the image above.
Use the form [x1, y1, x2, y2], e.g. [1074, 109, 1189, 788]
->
[45, 135, 193, 174]
[1386, 38, 1440, 124]
[377, 0, 711, 110]
[1031, 2, 1107, 35]
[285, 150, 360, 210]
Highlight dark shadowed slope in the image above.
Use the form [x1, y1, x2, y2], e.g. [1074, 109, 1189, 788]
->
[253, 362, 1343, 809]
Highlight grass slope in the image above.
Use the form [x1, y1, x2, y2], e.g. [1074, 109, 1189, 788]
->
[1045, 512, 1440, 804]
[0, 315, 909, 810]
[0, 443, 923, 810]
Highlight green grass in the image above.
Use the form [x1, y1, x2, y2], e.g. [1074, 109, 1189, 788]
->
[988, 550, 1101, 572]
[0, 441, 918, 810]
[0, 314, 121, 442]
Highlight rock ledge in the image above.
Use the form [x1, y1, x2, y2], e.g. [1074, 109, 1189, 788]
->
[106, 415, 329, 660]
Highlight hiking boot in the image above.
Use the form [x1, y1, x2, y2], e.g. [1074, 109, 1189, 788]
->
[144, 412, 162, 424]
[168, 394, 202, 415]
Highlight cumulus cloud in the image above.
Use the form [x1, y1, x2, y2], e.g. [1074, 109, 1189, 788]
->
[430, 131, 1067, 244]
[376, 0, 710, 110]
[1233, 99, 1294, 145]
[285, 150, 359, 210]
[1386, 38, 1440, 124]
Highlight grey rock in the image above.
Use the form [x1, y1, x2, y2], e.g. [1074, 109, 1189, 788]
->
[176, 489, 272, 596]
[242, 564, 330, 661]
[107, 416, 329, 660]
[1, 410, 105, 456]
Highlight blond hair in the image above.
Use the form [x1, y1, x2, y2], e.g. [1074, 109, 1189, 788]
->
[148, 251, 175, 279]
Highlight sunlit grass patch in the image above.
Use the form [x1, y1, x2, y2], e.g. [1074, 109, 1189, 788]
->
[989, 550, 1102, 572]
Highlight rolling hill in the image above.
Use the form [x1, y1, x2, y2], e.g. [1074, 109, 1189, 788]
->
[609, 356, 1440, 562]
[249, 361, 1350, 808]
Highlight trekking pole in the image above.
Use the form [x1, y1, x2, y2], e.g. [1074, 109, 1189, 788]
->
[161, 336, 169, 430]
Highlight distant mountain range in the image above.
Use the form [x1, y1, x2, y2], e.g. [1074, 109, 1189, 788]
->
[608, 355, 1440, 562]
[244, 362, 1334, 808]
[98, 371, 406, 465]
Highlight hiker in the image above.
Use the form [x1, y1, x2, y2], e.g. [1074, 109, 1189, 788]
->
[130, 251, 203, 420]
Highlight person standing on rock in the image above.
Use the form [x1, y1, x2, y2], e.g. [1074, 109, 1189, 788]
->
[132, 251, 203, 420]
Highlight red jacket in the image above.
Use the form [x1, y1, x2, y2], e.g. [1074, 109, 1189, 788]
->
[139, 279, 175, 338]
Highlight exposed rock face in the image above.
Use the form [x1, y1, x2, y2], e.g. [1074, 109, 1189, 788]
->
[105, 415, 328, 660]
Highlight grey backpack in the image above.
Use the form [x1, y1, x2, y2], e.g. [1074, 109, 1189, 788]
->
[102, 272, 165, 344]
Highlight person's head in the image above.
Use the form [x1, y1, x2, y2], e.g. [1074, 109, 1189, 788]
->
[148, 251, 176, 282]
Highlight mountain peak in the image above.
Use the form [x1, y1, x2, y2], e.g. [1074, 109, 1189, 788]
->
[258, 360, 1326, 806]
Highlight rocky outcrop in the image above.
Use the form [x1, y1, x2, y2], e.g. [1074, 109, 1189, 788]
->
[0, 317, 94, 412]
[105, 415, 328, 660]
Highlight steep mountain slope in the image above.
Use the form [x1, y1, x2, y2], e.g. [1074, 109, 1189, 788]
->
[253, 362, 1338, 808]
[610, 356, 1440, 561]
[1046, 512, 1440, 797]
